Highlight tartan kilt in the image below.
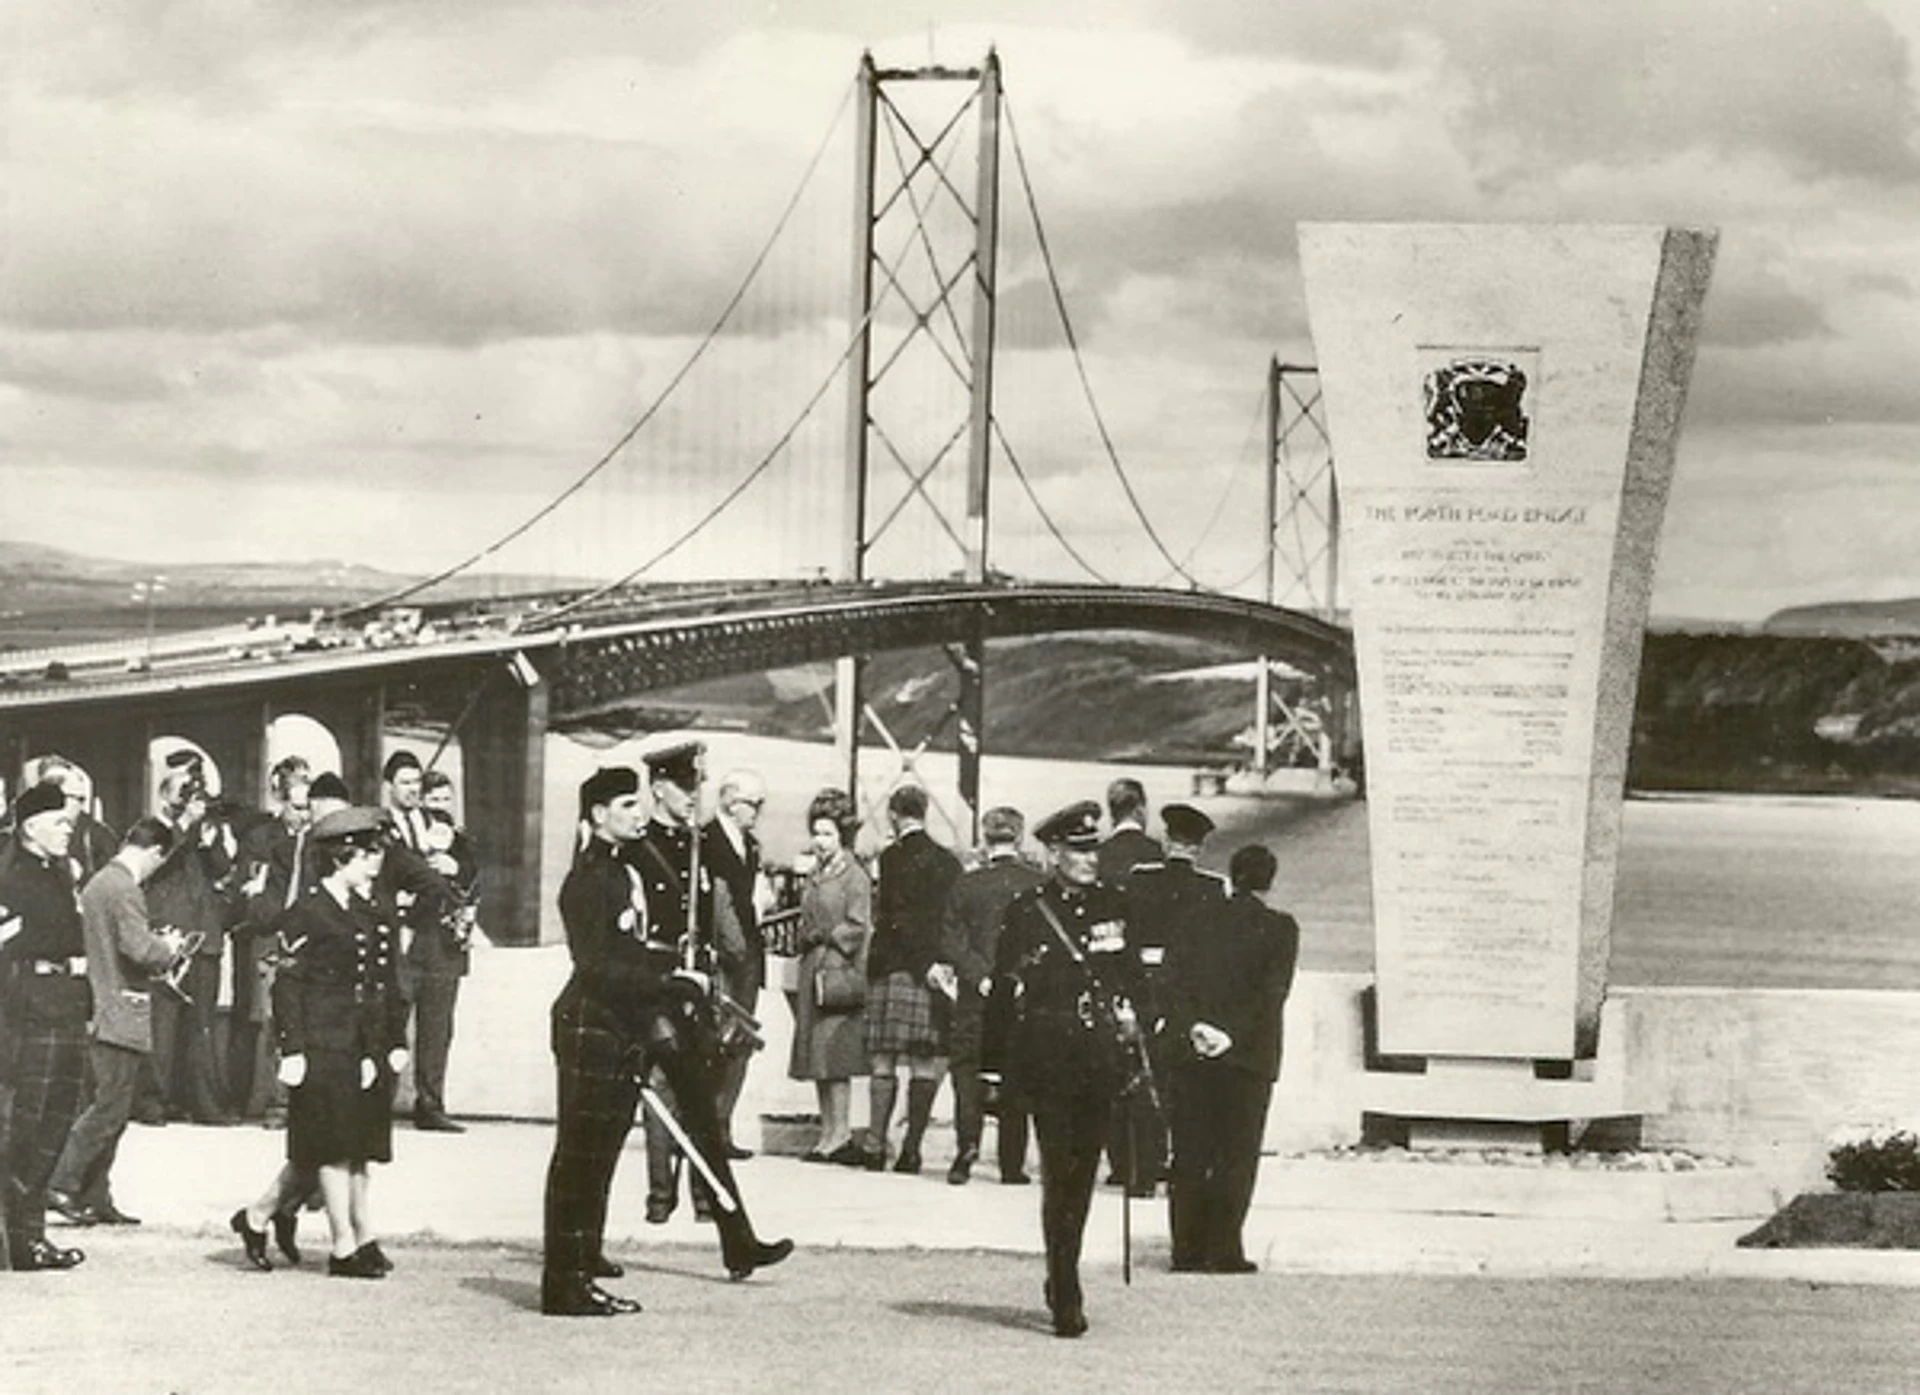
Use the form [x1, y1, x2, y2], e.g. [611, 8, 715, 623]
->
[865, 971, 947, 1055]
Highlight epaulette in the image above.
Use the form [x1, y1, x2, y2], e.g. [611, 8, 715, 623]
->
[1197, 868, 1229, 887]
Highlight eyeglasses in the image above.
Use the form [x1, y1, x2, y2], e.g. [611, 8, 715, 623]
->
[733, 797, 765, 809]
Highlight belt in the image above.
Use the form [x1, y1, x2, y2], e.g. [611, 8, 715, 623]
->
[30, 956, 87, 978]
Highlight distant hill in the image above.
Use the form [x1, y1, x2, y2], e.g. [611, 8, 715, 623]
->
[0, 539, 597, 647]
[1762, 598, 1920, 638]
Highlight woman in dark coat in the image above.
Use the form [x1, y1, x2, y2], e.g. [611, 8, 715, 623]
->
[271, 807, 409, 1279]
[786, 788, 871, 1165]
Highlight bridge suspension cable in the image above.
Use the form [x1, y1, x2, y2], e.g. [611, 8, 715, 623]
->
[1148, 383, 1268, 590]
[991, 419, 1119, 585]
[334, 76, 858, 622]
[1002, 96, 1208, 592]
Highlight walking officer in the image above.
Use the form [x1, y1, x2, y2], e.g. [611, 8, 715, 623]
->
[540, 764, 789, 1318]
[0, 781, 89, 1271]
[981, 799, 1142, 1338]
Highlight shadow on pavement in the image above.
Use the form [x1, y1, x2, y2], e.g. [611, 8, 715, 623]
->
[461, 1274, 542, 1311]
[892, 1299, 1048, 1334]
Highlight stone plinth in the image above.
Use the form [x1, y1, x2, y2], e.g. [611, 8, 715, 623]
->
[1298, 223, 1716, 1061]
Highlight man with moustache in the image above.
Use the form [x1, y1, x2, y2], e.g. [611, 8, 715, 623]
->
[0, 782, 91, 1270]
[982, 800, 1141, 1339]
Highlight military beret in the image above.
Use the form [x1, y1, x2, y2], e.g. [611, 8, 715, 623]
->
[980, 805, 1025, 844]
[1161, 802, 1216, 843]
[1035, 799, 1102, 849]
[308, 772, 352, 803]
[642, 740, 705, 791]
[12, 780, 67, 823]
[382, 750, 423, 783]
[579, 765, 640, 819]
[310, 806, 388, 845]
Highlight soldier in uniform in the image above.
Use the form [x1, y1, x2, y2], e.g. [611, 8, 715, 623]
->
[1112, 803, 1226, 1196]
[271, 806, 410, 1279]
[981, 800, 1141, 1339]
[1160, 843, 1299, 1273]
[540, 762, 789, 1319]
[0, 781, 90, 1270]
[938, 804, 1043, 1185]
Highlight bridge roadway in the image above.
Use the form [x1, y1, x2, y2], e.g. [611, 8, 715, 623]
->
[0, 577, 1352, 945]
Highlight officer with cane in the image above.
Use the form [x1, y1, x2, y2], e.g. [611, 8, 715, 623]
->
[981, 800, 1143, 1338]
[539, 762, 789, 1318]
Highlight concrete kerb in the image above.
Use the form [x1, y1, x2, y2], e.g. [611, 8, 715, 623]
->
[93, 1116, 1920, 1289]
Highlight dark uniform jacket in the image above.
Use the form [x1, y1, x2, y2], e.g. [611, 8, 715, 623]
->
[702, 819, 763, 1002]
[1095, 826, 1162, 892]
[1160, 891, 1299, 1082]
[940, 854, 1045, 1004]
[983, 879, 1138, 1102]
[0, 837, 89, 1065]
[1124, 855, 1227, 1019]
[272, 886, 408, 1059]
[871, 828, 961, 983]
[556, 836, 677, 1035]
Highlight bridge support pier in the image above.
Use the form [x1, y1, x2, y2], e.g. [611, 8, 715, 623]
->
[465, 659, 548, 947]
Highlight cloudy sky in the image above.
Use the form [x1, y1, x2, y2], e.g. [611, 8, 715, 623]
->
[4, 0, 1918, 622]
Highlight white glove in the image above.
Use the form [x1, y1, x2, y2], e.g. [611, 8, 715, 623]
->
[1190, 1022, 1233, 1059]
[277, 1054, 307, 1088]
[388, 1047, 410, 1074]
[241, 864, 270, 898]
[925, 962, 958, 1001]
[360, 1057, 377, 1090]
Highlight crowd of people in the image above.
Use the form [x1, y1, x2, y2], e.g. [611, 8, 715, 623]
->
[1, 747, 1300, 1342]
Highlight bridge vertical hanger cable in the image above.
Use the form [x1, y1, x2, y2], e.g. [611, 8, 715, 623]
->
[1148, 383, 1269, 590]
[990, 420, 1118, 584]
[1002, 97, 1209, 592]
[334, 76, 857, 622]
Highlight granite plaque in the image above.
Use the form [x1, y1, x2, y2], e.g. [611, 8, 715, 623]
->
[1299, 224, 1716, 1059]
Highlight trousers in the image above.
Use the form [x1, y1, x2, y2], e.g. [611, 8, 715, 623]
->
[50, 1041, 145, 1211]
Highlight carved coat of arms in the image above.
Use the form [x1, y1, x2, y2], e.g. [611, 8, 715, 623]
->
[1424, 357, 1531, 461]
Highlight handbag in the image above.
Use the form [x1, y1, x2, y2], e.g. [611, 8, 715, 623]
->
[813, 946, 866, 1013]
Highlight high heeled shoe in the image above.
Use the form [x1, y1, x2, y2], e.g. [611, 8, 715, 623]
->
[230, 1209, 272, 1272]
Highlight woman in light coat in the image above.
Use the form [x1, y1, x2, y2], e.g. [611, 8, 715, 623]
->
[786, 788, 871, 1165]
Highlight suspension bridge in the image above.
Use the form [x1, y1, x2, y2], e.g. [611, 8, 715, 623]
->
[0, 52, 1350, 940]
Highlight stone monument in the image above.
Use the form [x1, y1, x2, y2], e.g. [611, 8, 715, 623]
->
[1297, 225, 1715, 1112]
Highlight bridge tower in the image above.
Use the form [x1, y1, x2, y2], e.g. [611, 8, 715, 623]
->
[1253, 360, 1351, 777]
[837, 50, 1002, 840]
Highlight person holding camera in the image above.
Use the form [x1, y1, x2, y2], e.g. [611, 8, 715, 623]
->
[46, 818, 189, 1229]
[145, 762, 238, 1126]
[271, 806, 410, 1279]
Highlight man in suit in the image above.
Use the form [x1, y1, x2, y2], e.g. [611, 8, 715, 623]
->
[938, 805, 1043, 1185]
[703, 768, 768, 1161]
[405, 767, 477, 1133]
[47, 818, 187, 1227]
[1095, 778, 1161, 893]
[1109, 802, 1227, 1196]
[1159, 842, 1299, 1274]
[145, 764, 237, 1126]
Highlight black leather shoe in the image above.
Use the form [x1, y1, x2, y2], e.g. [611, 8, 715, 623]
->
[270, 1211, 301, 1265]
[48, 1190, 99, 1227]
[825, 1141, 867, 1167]
[1211, 1257, 1259, 1274]
[644, 1198, 675, 1225]
[946, 1149, 977, 1185]
[861, 1145, 888, 1172]
[230, 1210, 272, 1272]
[590, 1281, 642, 1315]
[414, 1112, 467, 1134]
[591, 1254, 625, 1280]
[1001, 1170, 1031, 1185]
[355, 1240, 394, 1274]
[892, 1149, 922, 1175]
[94, 1205, 141, 1226]
[727, 1236, 793, 1281]
[724, 1144, 754, 1161]
[1052, 1305, 1088, 1338]
[327, 1250, 384, 1279]
[541, 1273, 628, 1317]
[13, 1238, 85, 1271]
